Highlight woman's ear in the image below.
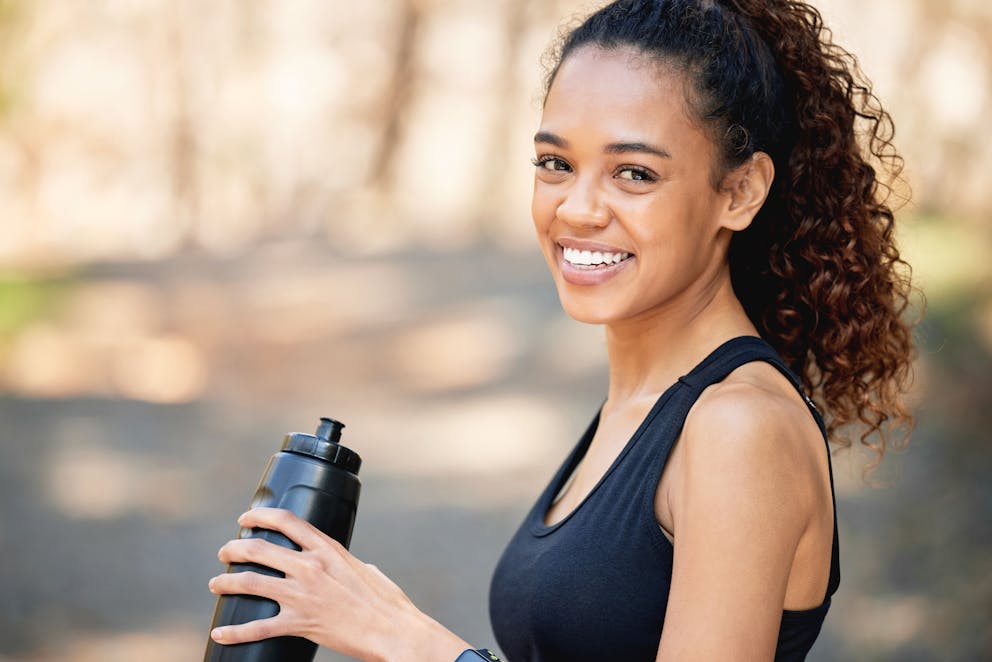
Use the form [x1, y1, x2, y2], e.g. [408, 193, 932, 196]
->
[720, 152, 774, 232]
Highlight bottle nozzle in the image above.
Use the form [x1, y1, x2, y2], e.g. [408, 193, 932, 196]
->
[315, 417, 344, 443]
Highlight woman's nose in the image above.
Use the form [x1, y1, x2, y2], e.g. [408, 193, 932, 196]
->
[556, 177, 610, 228]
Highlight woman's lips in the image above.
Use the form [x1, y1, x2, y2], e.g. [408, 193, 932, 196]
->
[557, 244, 634, 286]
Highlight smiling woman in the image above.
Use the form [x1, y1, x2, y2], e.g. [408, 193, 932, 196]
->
[208, 2, 916, 661]
[529, 49, 756, 325]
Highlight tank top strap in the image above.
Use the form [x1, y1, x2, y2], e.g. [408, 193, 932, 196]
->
[677, 336, 791, 391]
[661, 335, 841, 599]
[630, 337, 780, 488]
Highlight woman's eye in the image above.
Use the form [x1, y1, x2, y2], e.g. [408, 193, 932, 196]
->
[616, 167, 656, 182]
[532, 156, 571, 173]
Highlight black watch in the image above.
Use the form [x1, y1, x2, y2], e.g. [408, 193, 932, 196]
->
[454, 649, 503, 662]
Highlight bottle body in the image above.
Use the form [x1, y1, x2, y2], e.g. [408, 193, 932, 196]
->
[204, 420, 361, 662]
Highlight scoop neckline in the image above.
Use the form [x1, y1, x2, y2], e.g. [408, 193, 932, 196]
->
[530, 383, 682, 537]
[530, 335, 765, 537]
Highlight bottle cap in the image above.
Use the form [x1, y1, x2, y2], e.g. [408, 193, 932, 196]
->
[281, 417, 361, 474]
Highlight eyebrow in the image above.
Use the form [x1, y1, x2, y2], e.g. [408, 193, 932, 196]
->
[605, 141, 672, 159]
[534, 131, 568, 148]
[534, 131, 671, 159]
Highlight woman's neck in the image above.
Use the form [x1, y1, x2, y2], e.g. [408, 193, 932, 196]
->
[603, 274, 757, 406]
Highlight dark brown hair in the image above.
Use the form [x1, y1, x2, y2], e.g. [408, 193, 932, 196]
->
[547, 0, 916, 471]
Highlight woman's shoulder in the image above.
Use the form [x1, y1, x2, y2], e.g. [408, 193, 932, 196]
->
[677, 360, 826, 510]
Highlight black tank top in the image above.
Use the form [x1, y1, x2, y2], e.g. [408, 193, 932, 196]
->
[489, 336, 840, 661]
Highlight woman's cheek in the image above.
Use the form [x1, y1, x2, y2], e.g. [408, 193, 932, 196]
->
[531, 194, 559, 266]
[531, 187, 553, 231]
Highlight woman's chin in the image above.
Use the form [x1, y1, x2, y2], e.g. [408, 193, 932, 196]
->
[557, 296, 620, 326]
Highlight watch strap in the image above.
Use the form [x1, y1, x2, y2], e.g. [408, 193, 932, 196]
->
[454, 649, 503, 662]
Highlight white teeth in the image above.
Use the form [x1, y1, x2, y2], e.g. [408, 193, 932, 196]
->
[562, 246, 632, 267]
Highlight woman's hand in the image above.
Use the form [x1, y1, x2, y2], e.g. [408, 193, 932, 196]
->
[208, 507, 469, 662]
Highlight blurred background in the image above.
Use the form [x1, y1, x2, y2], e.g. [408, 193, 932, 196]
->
[0, 0, 988, 660]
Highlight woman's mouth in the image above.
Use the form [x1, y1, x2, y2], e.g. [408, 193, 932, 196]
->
[562, 247, 632, 268]
[557, 244, 634, 286]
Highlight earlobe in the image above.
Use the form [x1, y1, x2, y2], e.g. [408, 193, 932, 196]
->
[722, 153, 774, 232]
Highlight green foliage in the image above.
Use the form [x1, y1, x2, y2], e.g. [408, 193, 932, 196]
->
[0, 274, 71, 337]
[899, 213, 991, 304]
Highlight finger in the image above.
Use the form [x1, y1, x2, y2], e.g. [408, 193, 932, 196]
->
[218, 537, 300, 572]
[238, 507, 329, 551]
[209, 570, 282, 600]
[211, 615, 288, 645]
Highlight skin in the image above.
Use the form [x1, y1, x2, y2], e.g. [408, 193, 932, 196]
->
[210, 45, 834, 662]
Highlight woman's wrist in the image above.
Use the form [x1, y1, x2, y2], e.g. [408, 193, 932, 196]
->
[366, 605, 470, 662]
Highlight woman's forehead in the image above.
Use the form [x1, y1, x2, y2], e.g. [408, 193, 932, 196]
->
[549, 46, 684, 104]
[541, 46, 704, 154]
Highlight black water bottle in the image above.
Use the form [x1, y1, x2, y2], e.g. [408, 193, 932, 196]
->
[204, 417, 362, 662]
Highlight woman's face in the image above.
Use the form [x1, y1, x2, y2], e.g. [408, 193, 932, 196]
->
[532, 46, 735, 327]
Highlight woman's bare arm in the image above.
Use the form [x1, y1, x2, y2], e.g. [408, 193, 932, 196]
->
[656, 380, 823, 661]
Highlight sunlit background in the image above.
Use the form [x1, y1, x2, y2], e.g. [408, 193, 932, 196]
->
[0, 0, 989, 660]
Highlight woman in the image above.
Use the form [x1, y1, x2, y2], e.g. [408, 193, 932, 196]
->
[207, 1, 915, 660]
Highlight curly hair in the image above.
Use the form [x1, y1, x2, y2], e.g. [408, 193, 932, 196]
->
[545, 0, 916, 472]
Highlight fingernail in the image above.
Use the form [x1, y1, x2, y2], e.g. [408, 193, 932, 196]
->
[211, 628, 224, 641]
[208, 576, 216, 589]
